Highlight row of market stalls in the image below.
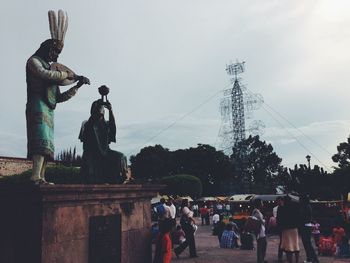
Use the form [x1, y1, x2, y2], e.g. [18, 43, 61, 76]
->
[151, 194, 347, 229]
[151, 194, 298, 206]
[151, 195, 193, 204]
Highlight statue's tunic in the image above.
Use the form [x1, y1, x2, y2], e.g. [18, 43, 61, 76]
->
[26, 56, 74, 160]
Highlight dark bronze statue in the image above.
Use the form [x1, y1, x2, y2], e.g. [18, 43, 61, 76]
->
[79, 87, 127, 184]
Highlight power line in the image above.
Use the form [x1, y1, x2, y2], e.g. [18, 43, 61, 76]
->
[125, 77, 332, 170]
[126, 87, 228, 156]
[241, 86, 330, 169]
[261, 99, 333, 156]
[259, 103, 330, 169]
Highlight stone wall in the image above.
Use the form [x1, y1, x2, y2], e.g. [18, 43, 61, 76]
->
[0, 156, 32, 176]
[0, 156, 55, 176]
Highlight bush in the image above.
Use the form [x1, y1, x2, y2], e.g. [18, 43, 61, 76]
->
[0, 165, 82, 184]
[159, 174, 202, 198]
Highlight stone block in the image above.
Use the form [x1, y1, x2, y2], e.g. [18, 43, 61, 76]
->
[0, 184, 163, 263]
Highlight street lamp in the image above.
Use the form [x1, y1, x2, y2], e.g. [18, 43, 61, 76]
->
[306, 155, 311, 169]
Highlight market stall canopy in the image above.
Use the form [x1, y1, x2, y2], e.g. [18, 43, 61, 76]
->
[216, 196, 228, 202]
[196, 196, 216, 202]
[151, 194, 169, 204]
[227, 194, 254, 202]
[176, 196, 193, 202]
[251, 194, 299, 202]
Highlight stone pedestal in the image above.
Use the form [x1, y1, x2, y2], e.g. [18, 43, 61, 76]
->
[0, 184, 161, 263]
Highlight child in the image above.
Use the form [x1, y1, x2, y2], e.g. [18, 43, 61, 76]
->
[153, 219, 173, 263]
[173, 225, 186, 245]
[311, 220, 320, 247]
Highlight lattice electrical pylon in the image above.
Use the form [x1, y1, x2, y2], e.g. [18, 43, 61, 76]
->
[219, 60, 264, 155]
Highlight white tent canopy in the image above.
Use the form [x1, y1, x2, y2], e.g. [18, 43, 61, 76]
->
[196, 196, 216, 202]
[227, 194, 254, 202]
[151, 195, 193, 204]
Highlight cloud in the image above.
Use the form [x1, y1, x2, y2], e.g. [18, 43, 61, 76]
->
[1, 1, 350, 173]
[261, 120, 350, 171]
[274, 139, 297, 145]
[116, 117, 221, 157]
[264, 120, 350, 139]
[0, 131, 27, 158]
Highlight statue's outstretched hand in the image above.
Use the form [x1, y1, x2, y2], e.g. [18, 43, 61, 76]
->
[79, 76, 90, 85]
[76, 76, 90, 88]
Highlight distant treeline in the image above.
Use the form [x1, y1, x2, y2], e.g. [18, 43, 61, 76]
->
[56, 147, 81, 167]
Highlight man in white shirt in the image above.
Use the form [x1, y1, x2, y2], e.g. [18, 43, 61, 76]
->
[167, 198, 177, 226]
[216, 203, 223, 213]
[212, 213, 220, 225]
[163, 201, 171, 219]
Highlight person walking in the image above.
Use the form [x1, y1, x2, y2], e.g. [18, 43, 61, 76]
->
[174, 199, 198, 258]
[252, 199, 267, 263]
[299, 195, 319, 263]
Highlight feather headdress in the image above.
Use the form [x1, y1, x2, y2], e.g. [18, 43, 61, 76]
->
[48, 10, 68, 44]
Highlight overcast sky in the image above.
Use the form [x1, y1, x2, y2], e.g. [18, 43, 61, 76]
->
[1, 0, 350, 171]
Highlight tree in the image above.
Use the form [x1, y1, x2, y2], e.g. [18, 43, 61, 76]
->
[332, 136, 350, 169]
[287, 164, 337, 200]
[130, 145, 171, 182]
[160, 174, 202, 198]
[56, 147, 82, 167]
[170, 144, 234, 196]
[332, 136, 350, 199]
[130, 144, 234, 195]
[230, 135, 284, 194]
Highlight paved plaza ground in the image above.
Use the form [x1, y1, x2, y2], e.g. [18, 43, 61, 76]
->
[155, 218, 350, 263]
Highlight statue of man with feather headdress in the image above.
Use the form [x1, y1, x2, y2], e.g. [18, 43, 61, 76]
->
[26, 10, 90, 185]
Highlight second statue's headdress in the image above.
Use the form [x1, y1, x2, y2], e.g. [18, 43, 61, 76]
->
[48, 10, 68, 45]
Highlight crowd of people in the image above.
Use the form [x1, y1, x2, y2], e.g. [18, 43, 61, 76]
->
[151, 195, 350, 263]
[152, 198, 198, 263]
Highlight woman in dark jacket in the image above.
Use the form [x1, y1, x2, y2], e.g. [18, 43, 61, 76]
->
[277, 195, 300, 263]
